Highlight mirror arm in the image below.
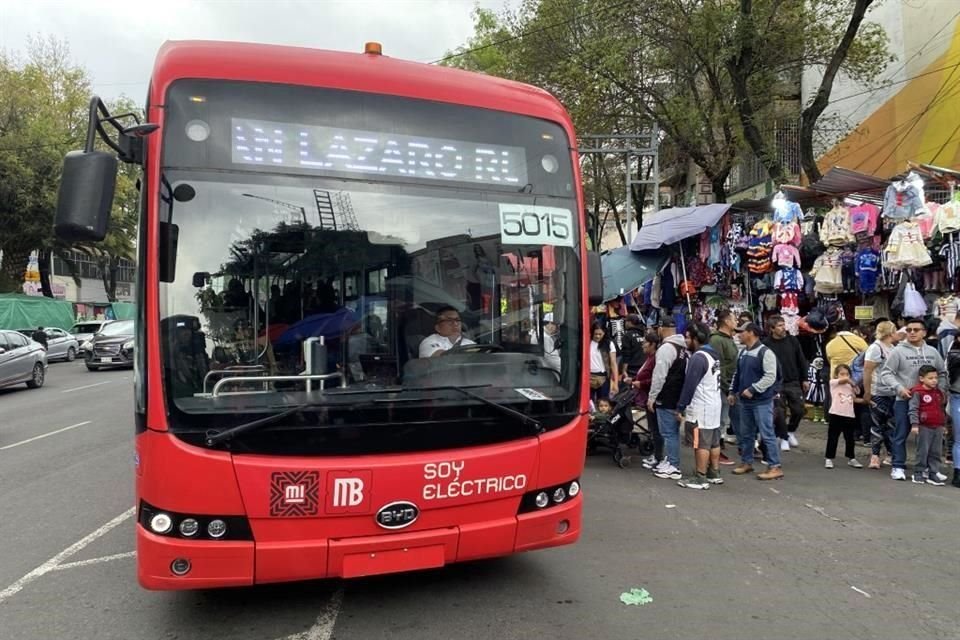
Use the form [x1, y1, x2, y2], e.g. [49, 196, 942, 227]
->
[84, 96, 157, 165]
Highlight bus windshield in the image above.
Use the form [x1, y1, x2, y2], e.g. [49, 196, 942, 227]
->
[157, 80, 582, 443]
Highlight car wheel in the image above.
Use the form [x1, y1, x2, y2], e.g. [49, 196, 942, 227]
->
[26, 363, 45, 389]
[66, 347, 76, 362]
[86, 364, 100, 372]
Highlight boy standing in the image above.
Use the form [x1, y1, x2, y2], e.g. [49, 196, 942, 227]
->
[907, 365, 949, 485]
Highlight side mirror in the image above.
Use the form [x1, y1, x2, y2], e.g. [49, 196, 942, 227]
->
[192, 272, 210, 288]
[55, 150, 118, 242]
[0, 347, 6, 355]
[587, 251, 603, 306]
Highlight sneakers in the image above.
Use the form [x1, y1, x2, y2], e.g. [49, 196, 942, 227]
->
[912, 472, 927, 484]
[780, 439, 791, 452]
[882, 457, 892, 467]
[732, 463, 754, 475]
[868, 455, 881, 469]
[931, 471, 948, 483]
[641, 455, 658, 469]
[824, 459, 834, 469]
[677, 475, 711, 490]
[926, 474, 946, 486]
[706, 468, 724, 485]
[652, 459, 669, 472]
[848, 458, 863, 469]
[718, 452, 736, 466]
[891, 468, 907, 481]
[654, 464, 683, 480]
[757, 466, 784, 481]
[787, 433, 799, 447]
[953, 469, 960, 488]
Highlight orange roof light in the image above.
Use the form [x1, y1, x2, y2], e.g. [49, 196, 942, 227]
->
[364, 42, 382, 55]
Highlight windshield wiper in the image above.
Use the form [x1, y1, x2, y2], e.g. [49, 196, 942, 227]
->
[205, 403, 311, 446]
[380, 384, 543, 433]
[203, 384, 543, 446]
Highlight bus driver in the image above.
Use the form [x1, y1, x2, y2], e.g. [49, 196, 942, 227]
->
[419, 306, 475, 357]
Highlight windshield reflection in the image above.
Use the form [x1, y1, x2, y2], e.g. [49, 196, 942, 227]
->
[158, 172, 580, 418]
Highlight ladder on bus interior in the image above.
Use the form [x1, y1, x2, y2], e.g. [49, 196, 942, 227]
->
[314, 189, 338, 230]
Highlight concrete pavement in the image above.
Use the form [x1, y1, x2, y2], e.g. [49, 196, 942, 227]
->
[1, 362, 957, 639]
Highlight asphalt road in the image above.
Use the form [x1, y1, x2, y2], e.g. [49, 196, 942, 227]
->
[1, 361, 958, 639]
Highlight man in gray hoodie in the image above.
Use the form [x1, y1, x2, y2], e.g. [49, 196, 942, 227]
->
[647, 318, 689, 480]
[877, 317, 948, 481]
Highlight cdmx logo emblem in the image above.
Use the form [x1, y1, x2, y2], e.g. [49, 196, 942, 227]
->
[270, 471, 320, 517]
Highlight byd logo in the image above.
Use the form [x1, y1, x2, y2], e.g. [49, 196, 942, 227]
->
[376, 501, 419, 529]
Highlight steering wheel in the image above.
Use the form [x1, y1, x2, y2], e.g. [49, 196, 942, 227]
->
[442, 343, 504, 355]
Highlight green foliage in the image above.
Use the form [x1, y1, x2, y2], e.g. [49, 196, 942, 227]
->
[0, 37, 140, 299]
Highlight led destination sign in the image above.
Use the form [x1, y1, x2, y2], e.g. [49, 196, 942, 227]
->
[231, 118, 529, 186]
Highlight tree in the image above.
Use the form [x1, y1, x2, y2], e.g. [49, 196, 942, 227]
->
[0, 38, 140, 300]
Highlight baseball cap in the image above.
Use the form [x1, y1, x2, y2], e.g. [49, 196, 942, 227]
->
[659, 316, 676, 328]
[736, 321, 761, 335]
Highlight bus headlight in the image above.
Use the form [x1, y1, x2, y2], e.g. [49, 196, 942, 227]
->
[552, 487, 566, 503]
[179, 518, 199, 537]
[207, 519, 227, 538]
[534, 492, 550, 508]
[568, 481, 580, 497]
[149, 513, 173, 534]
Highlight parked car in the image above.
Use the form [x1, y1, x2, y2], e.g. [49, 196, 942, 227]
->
[0, 329, 48, 390]
[70, 320, 113, 355]
[85, 320, 135, 371]
[16, 327, 79, 362]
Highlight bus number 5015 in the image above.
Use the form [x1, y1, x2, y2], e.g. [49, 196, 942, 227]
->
[499, 206, 573, 246]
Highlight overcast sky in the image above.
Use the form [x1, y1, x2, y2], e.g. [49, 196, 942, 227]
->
[0, 0, 507, 101]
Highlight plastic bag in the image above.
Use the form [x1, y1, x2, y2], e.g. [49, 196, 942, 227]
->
[903, 283, 926, 318]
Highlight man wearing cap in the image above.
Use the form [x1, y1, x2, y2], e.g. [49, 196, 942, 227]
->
[538, 312, 561, 373]
[619, 314, 646, 379]
[729, 322, 784, 480]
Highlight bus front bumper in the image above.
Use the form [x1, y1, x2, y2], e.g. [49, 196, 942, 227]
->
[137, 495, 580, 590]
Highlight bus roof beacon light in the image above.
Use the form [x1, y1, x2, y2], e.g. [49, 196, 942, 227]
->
[364, 42, 382, 55]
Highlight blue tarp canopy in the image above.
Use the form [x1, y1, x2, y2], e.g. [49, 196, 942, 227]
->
[600, 246, 669, 302]
[629, 203, 732, 251]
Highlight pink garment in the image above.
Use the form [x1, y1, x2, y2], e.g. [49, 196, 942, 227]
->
[828, 379, 857, 418]
[772, 244, 802, 268]
[849, 203, 879, 236]
[915, 211, 936, 239]
[773, 221, 801, 246]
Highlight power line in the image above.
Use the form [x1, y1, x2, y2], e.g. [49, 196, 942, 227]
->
[429, 0, 634, 65]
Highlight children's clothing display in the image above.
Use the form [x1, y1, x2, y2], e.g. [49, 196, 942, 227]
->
[809, 249, 844, 293]
[772, 243, 802, 268]
[884, 221, 932, 268]
[849, 203, 879, 236]
[854, 248, 880, 293]
[820, 206, 854, 246]
[882, 176, 925, 219]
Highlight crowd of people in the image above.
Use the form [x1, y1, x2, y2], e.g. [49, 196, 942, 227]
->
[588, 311, 960, 491]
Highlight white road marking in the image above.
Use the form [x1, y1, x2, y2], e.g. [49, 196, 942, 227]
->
[768, 487, 781, 494]
[850, 585, 872, 598]
[0, 421, 92, 451]
[0, 508, 134, 603]
[52, 551, 136, 572]
[282, 588, 344, 640]
[61, 381, 112, 393]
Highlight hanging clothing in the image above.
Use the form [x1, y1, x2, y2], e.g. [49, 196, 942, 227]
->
[882, 181, 925, 219]
[885, 221, 932, 269]
[772, 244, 802, 268]
[773, 221, 802, 246]
[849, 203, 879, 237]
[805, 336, 827, 407]
[936, 201, 960, 234]
[810, 249, 844, 294]
[819, 206, 854, 246]
[855, 248, 881, 293]
[774, 267, 803, 292]
[772, 199, 803, 224]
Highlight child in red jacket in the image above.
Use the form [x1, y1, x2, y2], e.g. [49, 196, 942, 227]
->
[907, 365, 948, 486]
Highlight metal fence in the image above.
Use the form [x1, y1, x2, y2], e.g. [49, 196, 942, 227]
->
[728, 120, 801, 193]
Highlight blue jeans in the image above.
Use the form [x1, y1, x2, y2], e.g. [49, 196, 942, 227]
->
[656, 408, 681, 468]
[892, 399, 911, 470]
[951, 394, 960, 470]
[738, 400, 780, 467]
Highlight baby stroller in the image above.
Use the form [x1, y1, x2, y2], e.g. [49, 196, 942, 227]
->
[588, 386, 655, 468]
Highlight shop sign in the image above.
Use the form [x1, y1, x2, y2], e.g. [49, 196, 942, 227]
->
[854, 306, 874, 320]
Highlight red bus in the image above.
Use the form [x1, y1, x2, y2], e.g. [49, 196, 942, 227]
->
[55, 40, 602, 590]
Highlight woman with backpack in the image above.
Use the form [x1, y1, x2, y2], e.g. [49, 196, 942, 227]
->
[863, 321, 898, 469]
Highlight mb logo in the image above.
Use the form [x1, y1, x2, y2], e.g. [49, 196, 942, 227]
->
[332, 477, 365, 507]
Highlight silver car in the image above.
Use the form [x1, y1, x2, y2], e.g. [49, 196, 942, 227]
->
[0, 330, 49, 390]
[70, 321, 112, 355]
[18, 328, 80, 362]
